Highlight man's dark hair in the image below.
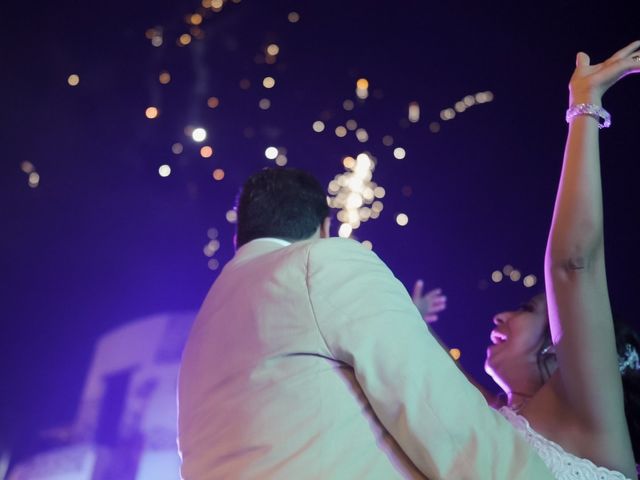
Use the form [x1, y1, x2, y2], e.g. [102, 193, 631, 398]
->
[235, 168, 329, 248]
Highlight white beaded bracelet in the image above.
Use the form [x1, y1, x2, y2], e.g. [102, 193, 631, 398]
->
[565, 103, 611, 129]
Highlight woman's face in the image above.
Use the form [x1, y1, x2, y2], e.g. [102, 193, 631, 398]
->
[484, 293, 550, 388]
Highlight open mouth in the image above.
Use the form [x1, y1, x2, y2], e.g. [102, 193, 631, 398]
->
[490, 330, 507, 345]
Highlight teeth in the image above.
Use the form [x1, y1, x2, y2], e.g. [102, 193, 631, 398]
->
[490, 331, 507, 344]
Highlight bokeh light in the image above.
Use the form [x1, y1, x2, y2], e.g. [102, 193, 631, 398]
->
[200, 146, 213, 158]
[262, 76, 275, 89]
[328, 152, 384, 234]
[145, 106, 159, 119]
[212, 168, 225, 180]
[226, 210, 237, 223]
[440, 91, 494, 122]
[258, 98, 271, 110]
[408, 102, 420, 123]
[355, 128, 369, 143]
[192, 127, 207, 142]
[335, 126, 347, 137]
[67, 74, 80, 86]
[265, 146, 278, 159]
[20, 161, 34, 173]
[159, 71, 171, 84]
[158, 164, 171, 177]
[312, 120, 325, 132]
[28, 172, 40, 188]
[395, 213, 409, 226]
[393, 147, 406, 160]
[287, 11, 300, 23]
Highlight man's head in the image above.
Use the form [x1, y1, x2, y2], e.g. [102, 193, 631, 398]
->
[235, 167, 330, 248]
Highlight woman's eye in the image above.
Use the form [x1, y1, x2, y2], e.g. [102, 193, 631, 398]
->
[518, 304, 534, 312]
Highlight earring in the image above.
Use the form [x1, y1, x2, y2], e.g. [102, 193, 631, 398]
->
[541, 344, 556, 356]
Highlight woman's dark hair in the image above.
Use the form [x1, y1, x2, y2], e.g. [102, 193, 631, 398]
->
[614, 317, 640, 463]
[235, 167, 330, 248]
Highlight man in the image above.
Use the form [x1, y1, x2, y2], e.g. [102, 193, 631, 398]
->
[178, 167, 552, 479]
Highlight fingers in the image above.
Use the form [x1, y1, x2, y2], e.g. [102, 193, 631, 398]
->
[610, 40, 640, 61]
[424, 314, 439, 324]
[412, 279, 424, 301]
[604, 53, 640, 82]
[427, 302, 446, 313]
[576, 52, 590, 67]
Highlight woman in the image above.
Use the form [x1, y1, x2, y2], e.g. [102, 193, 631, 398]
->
[415, 42, 640, 479]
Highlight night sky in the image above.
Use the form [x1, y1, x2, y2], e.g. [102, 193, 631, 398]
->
[2, 0, 640, 466]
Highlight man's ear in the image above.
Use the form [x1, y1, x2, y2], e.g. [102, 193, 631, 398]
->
[320, 217, 331, 238]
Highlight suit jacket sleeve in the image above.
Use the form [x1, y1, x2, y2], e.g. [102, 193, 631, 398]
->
[306, 238, 552, 480]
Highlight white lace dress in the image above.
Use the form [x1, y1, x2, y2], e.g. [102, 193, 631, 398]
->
[499, 407, 631, 480]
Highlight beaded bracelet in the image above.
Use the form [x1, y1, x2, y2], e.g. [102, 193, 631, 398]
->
[565, 103, 611, 129]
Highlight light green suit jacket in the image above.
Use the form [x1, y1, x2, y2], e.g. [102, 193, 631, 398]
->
[178, 237, 553, 479]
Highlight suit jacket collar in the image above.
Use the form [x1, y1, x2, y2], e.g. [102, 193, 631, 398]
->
[232, 238, 293, 264]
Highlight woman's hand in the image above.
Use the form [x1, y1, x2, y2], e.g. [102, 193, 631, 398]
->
[569, 40, 640, 105]
[412, 280, 447, 323]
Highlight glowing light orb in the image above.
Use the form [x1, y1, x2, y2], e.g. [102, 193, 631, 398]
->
[226, 210, 237, 223]
[28, 172, 40, 188]
[159, 71, 171, 84]
[262, 76, 275, 89]
[335, 126, 347, 137]
[393, 147, 406, 160]
[288, 11, 300, 23]
[258, 98, 271, 110]
[338, 223, 353, 238]
[158, 164, 171, 177]
[192, 128, 207, 142]
[145, 106, 159, 119]
[395, 213, 409, 226]
[265, 146, 278, 159]
[408, 102, 420, 123]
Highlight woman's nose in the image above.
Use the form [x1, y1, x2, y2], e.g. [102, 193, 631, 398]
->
[493, 313, 508, 325]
